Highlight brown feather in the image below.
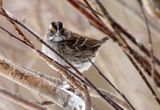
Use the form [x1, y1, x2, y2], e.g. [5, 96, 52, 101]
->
[62, 30, 103, 51]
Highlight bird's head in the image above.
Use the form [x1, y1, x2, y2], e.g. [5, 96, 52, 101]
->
[47, 21, 66, 42]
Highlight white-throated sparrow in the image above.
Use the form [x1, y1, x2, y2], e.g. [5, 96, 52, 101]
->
[42, 21, 108, 72]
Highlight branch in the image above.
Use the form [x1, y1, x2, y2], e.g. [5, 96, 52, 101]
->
[0, 55, 85, 110]
[67, 0, 114, 38]
[137, 0, 156, 87]
[91, 0, 160, 104]
[90, 88, 132, 110]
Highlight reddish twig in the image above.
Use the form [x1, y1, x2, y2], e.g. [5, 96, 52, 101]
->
[124, 50, 160, 104]
[67, 0, 115, 38]
[137, 0, 156, 86]
[90, 0, 160, 104]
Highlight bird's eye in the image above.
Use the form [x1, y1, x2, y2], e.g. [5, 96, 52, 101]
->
[50, 26, 56, 33]
[60, 28, 64, 33]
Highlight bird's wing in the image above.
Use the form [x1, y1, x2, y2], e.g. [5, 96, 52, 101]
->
[64, 32, 100, 51]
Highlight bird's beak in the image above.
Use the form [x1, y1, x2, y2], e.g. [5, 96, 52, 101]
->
[48, 30, 61, 41]
[55, 30, 60, 36]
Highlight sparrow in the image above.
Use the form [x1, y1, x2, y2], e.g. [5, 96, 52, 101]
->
[42, 21, 108, 73]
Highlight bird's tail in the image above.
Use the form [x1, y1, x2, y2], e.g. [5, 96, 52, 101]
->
[91, 36, 109, 49]
[98, 36, 109, 45]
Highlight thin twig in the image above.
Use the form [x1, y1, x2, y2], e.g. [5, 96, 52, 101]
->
[83, 0, 101, 20]
[137, 0, 156, 86]
[87, 58, 133, 110]
[67, 0, 115, 37]
[83, 1, 135, 109]
[95, 0, 160, 67]
[77, 40, 133, 109]
[128, 48, 160, 104]
[91, 0, 160, 104]
[90, 88, 131, 110]
[124, 50, 160, 104]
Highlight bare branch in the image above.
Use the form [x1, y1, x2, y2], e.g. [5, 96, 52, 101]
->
[0, 55, 85, 110]
[137, 0, 156, 86]
[93, 0, 160, 102]
[90, 88, 132, 110]
[124, 49, 160, 104]
[67, 0, 114, 37]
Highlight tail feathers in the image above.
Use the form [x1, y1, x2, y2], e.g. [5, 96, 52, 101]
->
[98, 36, 109, 45]
[92, 36, 108, 49]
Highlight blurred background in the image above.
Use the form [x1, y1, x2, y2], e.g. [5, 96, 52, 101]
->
[0, 0, 160, 110]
